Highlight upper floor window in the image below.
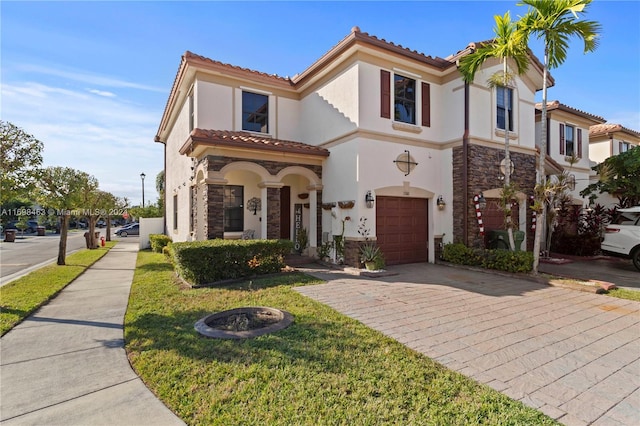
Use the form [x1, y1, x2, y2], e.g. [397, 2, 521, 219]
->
[188, 93, 194, 132]
[564, 124, 575, 156]
[394, 74, 416, 124]
[559, 123, 582, 158]
[242, 91, 268, 133]
[224, 185, 244, 232]
[620, 141, 631, 153]
[496, 87, 513, 131]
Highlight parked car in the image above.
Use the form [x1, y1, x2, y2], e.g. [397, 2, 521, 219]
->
[115, 223, 139, 237]
[601, 206, 640, 271]
[4, 220, 39, 233]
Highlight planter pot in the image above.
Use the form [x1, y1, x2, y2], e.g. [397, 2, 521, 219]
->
[338, 200, 355, 209]
[365, 261, 377, 271]
[322, 202, 336, 210]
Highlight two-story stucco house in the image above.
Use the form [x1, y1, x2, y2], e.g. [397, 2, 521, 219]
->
[587, 123, 640, 207]
[535, 101, 606, 207]
[155, 27, 548, 267]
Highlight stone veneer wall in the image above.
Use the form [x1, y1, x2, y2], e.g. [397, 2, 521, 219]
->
[206, 184, 224, 239]
[267, 187, 281, 239]
[453, 144, 536, 250]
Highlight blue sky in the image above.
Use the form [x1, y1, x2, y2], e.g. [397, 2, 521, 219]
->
[2, 1, 638, 206]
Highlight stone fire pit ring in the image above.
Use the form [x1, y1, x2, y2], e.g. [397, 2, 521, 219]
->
[195, 306, 294, 339]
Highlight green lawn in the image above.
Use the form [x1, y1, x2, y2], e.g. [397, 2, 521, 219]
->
[125, 251, 558, 425]
[0, 242, 116, 335]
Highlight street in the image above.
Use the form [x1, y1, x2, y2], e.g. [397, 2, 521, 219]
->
[0, 230, 106, 286]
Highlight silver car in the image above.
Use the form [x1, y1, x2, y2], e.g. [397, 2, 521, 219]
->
[115, 223, 139, 237]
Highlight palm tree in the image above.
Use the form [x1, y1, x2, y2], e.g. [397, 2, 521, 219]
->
[459, 11, 530, 250]
[518, 0, 601, 273]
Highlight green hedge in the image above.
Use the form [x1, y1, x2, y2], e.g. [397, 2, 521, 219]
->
[171, 239, 294, 286]
[149, 234, 172, 253]
[442, 243, 533, 273]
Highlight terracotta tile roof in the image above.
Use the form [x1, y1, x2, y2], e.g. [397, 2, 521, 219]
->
[536, 100, 606, 124]
[589, 123, 640, 139]
[184, 51, 294, 86]
[291, 27, 454, 85]
[180, 129, 330, 157]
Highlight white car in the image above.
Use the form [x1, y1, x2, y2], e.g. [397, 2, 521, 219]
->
[601, 206, 640, 271]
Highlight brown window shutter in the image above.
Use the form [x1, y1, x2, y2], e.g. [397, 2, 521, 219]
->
[421, 82, 431, 127]
[559, 123, 565, 155]
[380, 70, 391, 119]
[577, 128, 583, 158]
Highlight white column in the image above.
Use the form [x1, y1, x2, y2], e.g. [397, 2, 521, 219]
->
[309, 189, 317, 249]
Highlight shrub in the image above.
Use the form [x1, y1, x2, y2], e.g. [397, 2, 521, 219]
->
[170, 239, 294, 286]
[442, 243, 533, 273]
[149, 234, 172, 253]
[551, 233, 601, 256]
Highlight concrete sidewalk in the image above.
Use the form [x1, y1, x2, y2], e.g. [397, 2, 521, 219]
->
[296, 263, 640, 426]
[0, 241, 184, 426]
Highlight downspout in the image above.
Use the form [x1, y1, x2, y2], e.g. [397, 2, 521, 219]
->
[463, 81, 469, 246]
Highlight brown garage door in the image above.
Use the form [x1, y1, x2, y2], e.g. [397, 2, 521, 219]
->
[376, 196, 428, 265]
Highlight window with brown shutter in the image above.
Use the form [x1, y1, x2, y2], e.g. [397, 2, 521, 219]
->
[577, 128, 582, 158]
[380, 70, 391, 119]
[559, 123, 565, 155]
[421, 82, 430, 127]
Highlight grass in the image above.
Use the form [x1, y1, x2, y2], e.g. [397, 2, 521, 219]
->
[606, 287, 640, 301]
[0, 242, 116, 335]
[125, 251, 558, 425]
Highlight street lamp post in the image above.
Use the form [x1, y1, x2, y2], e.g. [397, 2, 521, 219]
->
[140, 173, 146, 207]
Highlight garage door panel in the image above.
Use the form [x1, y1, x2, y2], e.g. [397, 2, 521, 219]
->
[376, 196, 428, 265]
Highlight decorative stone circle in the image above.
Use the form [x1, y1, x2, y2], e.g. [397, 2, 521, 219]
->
[194, 307, 293, 340]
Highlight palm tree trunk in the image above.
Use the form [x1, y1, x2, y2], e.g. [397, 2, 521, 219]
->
[532, 45, 550, 273]
[503, 59, 516, 251]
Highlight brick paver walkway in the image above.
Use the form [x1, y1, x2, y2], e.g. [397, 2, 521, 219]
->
[296, 263, 640, 426]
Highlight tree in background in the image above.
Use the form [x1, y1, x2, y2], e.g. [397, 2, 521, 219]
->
[580, 147, 640, 209]
[518, 0, 601, 273]
[156, 170, 165, 210]
[0, 121, 44, 205]
[38, 167, 98, 265]
[459, 11, 530, 251]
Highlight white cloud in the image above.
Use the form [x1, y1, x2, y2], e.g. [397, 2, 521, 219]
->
[15, 63, 166, 93]
[88, 89, 116, 98]
[1, 80, 164, 206]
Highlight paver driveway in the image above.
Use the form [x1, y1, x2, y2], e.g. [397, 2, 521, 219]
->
[296, 263, 640, 426]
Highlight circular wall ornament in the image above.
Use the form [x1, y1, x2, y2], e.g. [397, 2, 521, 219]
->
[394, 150, 418, 176]
[500, 159, 515, 176]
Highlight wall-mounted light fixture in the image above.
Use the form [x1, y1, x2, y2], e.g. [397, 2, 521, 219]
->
[477, 192, 487, 210]
[365, 190, 375, 208]
[436, 195, 446, 210]
[246, 197, 261, 215]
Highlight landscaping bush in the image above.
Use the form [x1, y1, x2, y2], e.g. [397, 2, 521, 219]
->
[170, 239, 294, 285]
[149, 234, 172, 253]
[442, 243, 533, 273]
[550, 233, 601, 256]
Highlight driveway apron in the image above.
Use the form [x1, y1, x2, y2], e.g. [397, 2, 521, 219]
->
[0, 241, 184, 426]
[296, 263, 640, 426]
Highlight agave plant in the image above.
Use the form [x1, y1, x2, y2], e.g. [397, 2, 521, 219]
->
[360, 242, 381, 263]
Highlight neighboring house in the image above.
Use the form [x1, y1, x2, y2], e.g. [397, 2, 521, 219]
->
[535, 101, 606, 206]
[155, 27, 548, 266]
[587, 123, 640, 207]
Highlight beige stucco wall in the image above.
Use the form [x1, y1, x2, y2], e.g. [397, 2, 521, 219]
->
[165, 92, 196, 242]
[197, 80, 233, 130]
[298, 64, 359, 145]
